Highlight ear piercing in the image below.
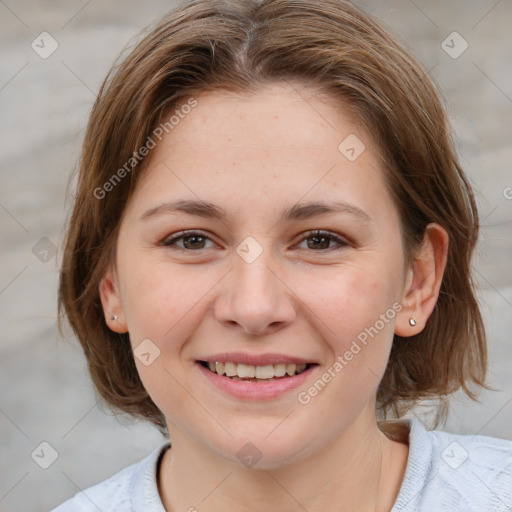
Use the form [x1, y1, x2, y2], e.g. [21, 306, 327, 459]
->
[408, 317, 416, 327]
[111, 315, 118, 321]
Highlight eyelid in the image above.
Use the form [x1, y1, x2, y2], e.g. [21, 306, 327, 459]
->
[293, 229, 351, 251]
[160, 229, 217, 249]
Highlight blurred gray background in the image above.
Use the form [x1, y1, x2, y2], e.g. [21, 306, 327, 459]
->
[1, 1, 511, 510]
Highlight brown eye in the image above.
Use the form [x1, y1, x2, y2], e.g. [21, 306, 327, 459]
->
[161, 229, 349, 253]
[297, 230, 349, 251]
[161, 231, 214, 250]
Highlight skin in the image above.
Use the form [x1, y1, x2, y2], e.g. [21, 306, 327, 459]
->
[99, 82, 448, 512]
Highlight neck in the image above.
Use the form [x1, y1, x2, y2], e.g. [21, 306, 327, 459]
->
[158, 411, 409, 512]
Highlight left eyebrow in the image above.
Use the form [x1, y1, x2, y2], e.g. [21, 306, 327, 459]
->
[140, 199, 372, 223]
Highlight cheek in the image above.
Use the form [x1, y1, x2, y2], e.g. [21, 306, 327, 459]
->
[289, 268, 398, 427]
[120, 259, 207, 419]
[304, 263, 399, 345]
[298, 261, 400, 404]
[121, 258, 207, 341]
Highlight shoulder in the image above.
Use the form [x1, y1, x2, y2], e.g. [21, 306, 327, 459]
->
[427, 425, 512, 509]
[49, 463, 136, 512]
[49, 442, 170, 512]
[392, 419, 512, 512]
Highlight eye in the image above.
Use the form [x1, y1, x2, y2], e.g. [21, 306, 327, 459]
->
[161, 230, 216, 251]
[295, 230, 350, 251]
[161, 229, 350, 252]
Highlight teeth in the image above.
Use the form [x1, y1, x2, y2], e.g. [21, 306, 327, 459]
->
[296, 364, 306, 373]
[286, 363, 296, 376]
[224, 362, 237, 377]
[215, 362, 225, 376]
[237, 364, 255, 378]
[274, 363, 287, 377]
[205, 361, 309, 379]
[255, 365, 274, 379]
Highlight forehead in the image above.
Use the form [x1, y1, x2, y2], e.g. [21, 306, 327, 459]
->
[164, 82, 371, 159]
[127, 82, 394, 224]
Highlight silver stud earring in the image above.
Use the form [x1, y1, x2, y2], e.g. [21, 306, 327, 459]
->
[111, 315, 118, 321]
[409, 317, 416, 326]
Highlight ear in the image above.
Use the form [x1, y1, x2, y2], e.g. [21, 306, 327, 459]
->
[99, 265, 128, 333]
[395, 223, 449, 336]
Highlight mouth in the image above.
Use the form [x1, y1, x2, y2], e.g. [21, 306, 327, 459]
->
[195, 353, 320, 399]
[198, 360, 315, 382]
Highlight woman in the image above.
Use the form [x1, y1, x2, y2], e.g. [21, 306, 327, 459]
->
[55, 0, 512, 510]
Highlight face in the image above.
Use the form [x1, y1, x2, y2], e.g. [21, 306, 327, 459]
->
[100, 82, 414, 468]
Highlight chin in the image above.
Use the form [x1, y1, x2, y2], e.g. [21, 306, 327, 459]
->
[209, 429, 316, 471]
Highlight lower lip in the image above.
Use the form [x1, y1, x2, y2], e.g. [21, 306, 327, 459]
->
[196, 362, 316, 400]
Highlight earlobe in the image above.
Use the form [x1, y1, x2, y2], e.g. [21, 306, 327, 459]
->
[395, 223, 448, 337]
[99, 265, 128, 333]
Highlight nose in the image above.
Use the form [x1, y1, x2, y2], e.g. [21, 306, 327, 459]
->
[214, 244, 297, 336]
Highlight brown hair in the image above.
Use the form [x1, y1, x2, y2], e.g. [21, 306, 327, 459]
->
[58, 0, 487, 432]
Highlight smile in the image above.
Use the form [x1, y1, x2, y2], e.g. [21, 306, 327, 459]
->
[200, 361, 311, 381]
[196, 357, 319, 400]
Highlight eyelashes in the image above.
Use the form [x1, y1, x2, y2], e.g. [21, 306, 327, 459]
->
[161, 231, 216, 251]
[160, 229, 350, 252]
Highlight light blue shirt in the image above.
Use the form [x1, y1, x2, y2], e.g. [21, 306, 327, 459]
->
[50, 418, 512, 511]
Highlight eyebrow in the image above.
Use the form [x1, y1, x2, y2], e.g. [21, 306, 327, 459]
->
[140, 199, 372, 223]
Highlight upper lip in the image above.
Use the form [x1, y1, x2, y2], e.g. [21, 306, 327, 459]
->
[198, 352, 317, 366]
